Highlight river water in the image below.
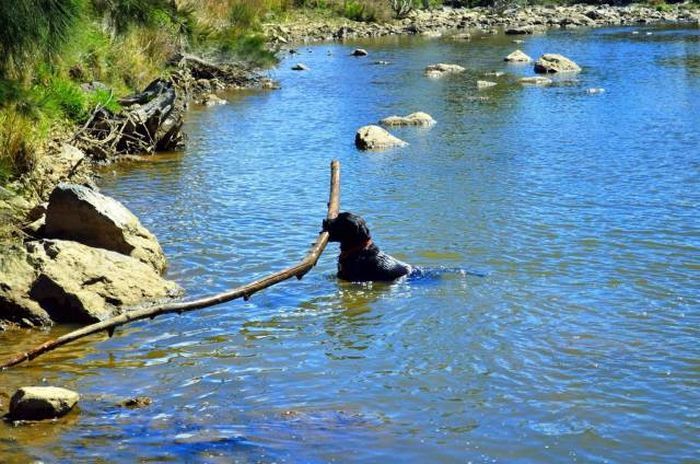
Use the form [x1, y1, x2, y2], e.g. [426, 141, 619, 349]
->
[2, 24, 699, 463]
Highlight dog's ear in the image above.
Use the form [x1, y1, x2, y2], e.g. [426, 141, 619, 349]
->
[350, 215, 371, 242]
[321, 218, 330, 232]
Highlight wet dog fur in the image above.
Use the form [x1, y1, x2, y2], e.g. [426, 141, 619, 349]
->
[322, 212, 412, 282]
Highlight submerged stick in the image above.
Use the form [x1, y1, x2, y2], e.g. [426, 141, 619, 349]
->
[1, 160, 340, 370]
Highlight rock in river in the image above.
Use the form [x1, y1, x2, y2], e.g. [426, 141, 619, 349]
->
[44, 183, 167, 274]
[519, 76, 553, 86]
[504, 49, 532, 63]
[355, 125, 407, 151]
[9, 386, 79, 421]
[379, 112, 436, 126]
[425, 63, 465, 78]
[26, 239, 181, 324]
[291, 63, 309, 71]
[534, 54, 581, 73]
[351, 48, 368, 56]
[477, 80, 497, 89]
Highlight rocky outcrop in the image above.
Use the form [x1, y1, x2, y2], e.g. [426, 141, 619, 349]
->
[8, 387, 79, 421]
[26, 239, 180, 323]
[425, 63, 465, 78]
[534, 54, 582, 73]
[379, 112, 436, 126]
[355, 125, 407, 151]
[44, 183, 166, 274]
[505, 49, 532, 63]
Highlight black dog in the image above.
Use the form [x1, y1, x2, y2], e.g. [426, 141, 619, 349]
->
[322, 212, 413, 282]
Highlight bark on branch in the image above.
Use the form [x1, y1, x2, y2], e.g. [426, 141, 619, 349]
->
[1, 160, 340, 370]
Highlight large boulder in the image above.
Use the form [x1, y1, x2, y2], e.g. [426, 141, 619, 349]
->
[355, 125, 407, 151]
[26, 239, 181, 324]
[9, 386, 79, 421]
[504, 50, 532, 63]
[534, 54, 582, 73]
[0, 247, 52, 328]
[44, 183, 167, 274]
[379, 112, 436, 126]
[425, 63, 465, 78]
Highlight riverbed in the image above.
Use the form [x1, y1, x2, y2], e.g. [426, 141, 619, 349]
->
[1, 24, 699, 463]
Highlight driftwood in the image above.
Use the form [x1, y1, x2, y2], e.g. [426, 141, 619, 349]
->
[74, 79, 185, 159]
[0, 160, 340, 370]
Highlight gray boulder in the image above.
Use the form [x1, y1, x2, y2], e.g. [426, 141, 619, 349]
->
[26, 239, 181, 324]
[534, 54, 582, 73]
[355, 125, 407, 151]
[9, 386, 79, 420]
[44, 183, 167, 274]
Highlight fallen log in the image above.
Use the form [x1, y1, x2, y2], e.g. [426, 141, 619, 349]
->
[1, 160, 340, 370]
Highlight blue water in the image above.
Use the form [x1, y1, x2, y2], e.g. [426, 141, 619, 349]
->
[1, 24, 699, 463]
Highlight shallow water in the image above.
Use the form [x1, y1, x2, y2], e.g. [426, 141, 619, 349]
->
[2, 24, 699, 463]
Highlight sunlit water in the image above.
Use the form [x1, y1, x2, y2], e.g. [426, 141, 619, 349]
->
[2, 24, 699, 463]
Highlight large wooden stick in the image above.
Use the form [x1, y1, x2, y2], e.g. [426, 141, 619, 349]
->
[1, 160, 340, 370]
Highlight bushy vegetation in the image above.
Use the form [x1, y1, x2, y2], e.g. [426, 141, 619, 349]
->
[0, 0, 284, 185]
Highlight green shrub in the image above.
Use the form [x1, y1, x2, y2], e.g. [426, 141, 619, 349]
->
[0, 0, 82, 78]
[0, 106, 37, 182]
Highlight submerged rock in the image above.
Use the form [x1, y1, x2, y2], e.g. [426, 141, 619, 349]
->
[117, 396, 153, 408]
[477, 80, 497, 89]
[291, 63, 309, 71]
[425, 63, 465, 78]
[26, 239, 181, 324]
[450, 32, 472, 41]
[519, 76, 553, 86]
[355, 125, 407, 151]
[9, 387, 79, 421]
[534, 54, 582, 73]
[44, 183, 167, 274]
[505, 49, 532, 63]
[379, 112, 436, 126]
[351, 48, 368, 56]
[202, 94, 227, 106]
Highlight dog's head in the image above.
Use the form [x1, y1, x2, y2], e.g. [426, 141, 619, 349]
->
[322, 212, 371, 245]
